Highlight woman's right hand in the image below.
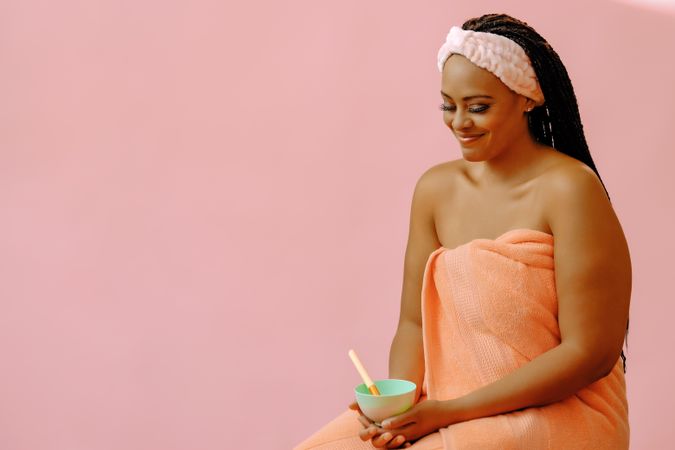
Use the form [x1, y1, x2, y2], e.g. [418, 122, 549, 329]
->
[348, 401, 411, 448]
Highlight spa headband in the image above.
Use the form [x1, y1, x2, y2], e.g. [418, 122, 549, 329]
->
[437, 26, 545, 106]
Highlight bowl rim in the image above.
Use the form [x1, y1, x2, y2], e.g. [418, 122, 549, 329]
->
[354, 378, 416, 397]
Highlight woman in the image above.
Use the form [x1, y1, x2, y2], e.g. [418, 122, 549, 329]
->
[294, 13, 630, 450]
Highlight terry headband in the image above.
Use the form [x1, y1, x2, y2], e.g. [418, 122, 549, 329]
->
[437, 26, 545, 106]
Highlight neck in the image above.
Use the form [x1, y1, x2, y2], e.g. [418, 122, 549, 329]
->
[474, 132, 546, 187]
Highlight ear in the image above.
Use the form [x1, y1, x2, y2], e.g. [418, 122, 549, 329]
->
[524, 98, 536, 113]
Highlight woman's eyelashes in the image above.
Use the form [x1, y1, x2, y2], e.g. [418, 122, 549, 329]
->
[438, 103, 490, 113]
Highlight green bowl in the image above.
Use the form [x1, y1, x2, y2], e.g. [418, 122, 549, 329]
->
[354, 379, 416, 424]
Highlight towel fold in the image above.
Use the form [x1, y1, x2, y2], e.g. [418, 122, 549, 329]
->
[421, 228, 629, 449]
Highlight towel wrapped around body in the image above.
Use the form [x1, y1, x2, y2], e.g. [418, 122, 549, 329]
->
[294, 228, 629, 449]
[422, 228, 629, 449]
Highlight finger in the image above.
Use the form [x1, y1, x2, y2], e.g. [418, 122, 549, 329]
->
[359, 426, 377, 441]
[386, 434, 406, 449]
[372, 432, 394, 448]
[357, 415, 372, 428]
[381, 414, 414, 430]
[349, 402, 365, 416]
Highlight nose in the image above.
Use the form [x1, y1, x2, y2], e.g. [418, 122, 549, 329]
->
[451, 108, 473, 130]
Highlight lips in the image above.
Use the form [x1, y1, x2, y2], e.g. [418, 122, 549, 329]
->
[456, 133, 484, 144]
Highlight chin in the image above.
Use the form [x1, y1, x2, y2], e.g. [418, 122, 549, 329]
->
[460, 150, 488, 162]
[457, 135, 492, 162]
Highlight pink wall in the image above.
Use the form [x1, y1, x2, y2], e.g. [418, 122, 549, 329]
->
[0, 1, 672, 449]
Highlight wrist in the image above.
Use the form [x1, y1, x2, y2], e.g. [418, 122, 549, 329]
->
[438, 398, 464, 427]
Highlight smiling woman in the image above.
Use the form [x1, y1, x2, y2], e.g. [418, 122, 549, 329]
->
[438, 92, 492, 145]
[294, 13, 630, 450]
[437, 48, 544, 164]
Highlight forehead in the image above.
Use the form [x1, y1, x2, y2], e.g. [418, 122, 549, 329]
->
[440, 54, 510, 98]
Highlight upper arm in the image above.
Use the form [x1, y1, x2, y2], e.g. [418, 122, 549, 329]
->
[398, 167, 443, 329]
[546, 163, 632, 377]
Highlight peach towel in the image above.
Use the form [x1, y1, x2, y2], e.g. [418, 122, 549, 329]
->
[422, 228, 629, 449]
[294, 228, 629, 449]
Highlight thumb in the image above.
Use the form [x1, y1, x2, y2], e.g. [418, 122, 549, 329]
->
[381, 412, 414, 430]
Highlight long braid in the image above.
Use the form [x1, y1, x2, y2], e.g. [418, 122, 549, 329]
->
[462, 14, 629, 374]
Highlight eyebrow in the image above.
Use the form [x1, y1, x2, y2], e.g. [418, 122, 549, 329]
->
[440, 91, 494, 100]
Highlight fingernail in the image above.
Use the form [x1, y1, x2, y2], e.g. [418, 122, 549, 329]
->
[381, 420, 391, 428]
[395, 436, 404, 443]
[381, 432, 392, 440]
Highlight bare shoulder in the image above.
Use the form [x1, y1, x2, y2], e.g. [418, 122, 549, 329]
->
[415, 160, 462, 204]
[537, 155, 611, 231]
[396, 160, 463, 328]
[414, 158, 464, 194]
[540, 153, 604, 193]
[538, 151, 630, 277]
[418, 158, 463, 179]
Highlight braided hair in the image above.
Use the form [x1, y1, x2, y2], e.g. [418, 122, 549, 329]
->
[461, 13, 629, 374]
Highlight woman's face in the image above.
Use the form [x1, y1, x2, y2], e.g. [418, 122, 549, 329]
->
[440, 54, 534, 162]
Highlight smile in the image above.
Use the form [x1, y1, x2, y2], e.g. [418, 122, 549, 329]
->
[456, 134, 484, 144]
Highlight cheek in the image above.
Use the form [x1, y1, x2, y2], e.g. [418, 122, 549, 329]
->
[478, 114, 508, 134]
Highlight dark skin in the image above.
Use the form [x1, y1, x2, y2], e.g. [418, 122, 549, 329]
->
[349, 54, 631, 448]
[348, 401, 411, 448]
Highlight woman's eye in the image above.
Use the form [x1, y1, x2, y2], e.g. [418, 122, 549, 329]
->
[438, 103, 489, 113]
[469, 105, 489, 113]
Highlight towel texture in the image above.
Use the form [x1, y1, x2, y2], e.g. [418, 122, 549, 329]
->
[294, 228, 629, 449]
[422, 228, 629, 449]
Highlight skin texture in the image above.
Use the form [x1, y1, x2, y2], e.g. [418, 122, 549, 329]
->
[349, 53, 631, 448]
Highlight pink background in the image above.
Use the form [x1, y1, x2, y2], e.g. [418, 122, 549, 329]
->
[1, 1, 673, 449]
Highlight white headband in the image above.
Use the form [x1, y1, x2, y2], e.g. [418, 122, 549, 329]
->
[437, 26, 545, 106]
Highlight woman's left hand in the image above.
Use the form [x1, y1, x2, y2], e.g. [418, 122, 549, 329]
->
[378, 399, 456, 445]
